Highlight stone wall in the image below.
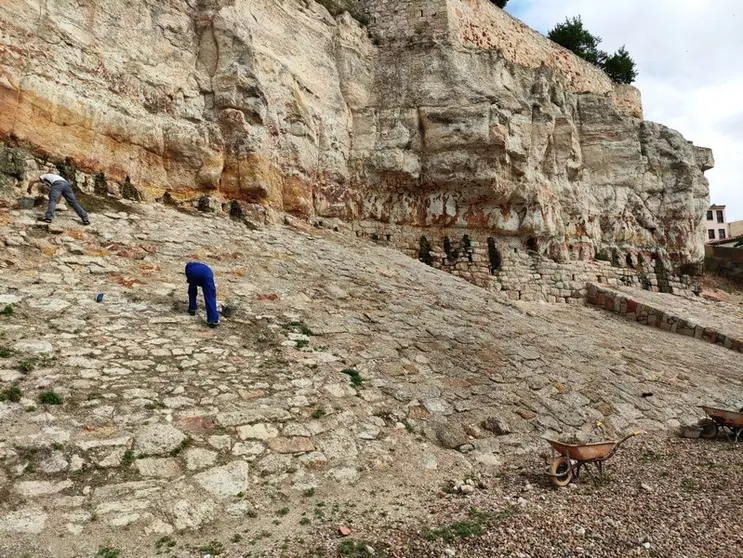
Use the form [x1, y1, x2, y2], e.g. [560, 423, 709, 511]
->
[363, 0, 449, 42]
[612, 85, 643, 120]
[587, 284, 743, 353]
[361, 0, 642, 117]
[446, 0, 642, 118]
[346, 220, 700, 302]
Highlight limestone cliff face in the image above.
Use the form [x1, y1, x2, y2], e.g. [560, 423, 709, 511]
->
[0, 0, 712, 264]
[0, 0, 368, 213]
[352, 0, 713, 265]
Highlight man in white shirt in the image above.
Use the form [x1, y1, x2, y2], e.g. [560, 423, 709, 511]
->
[27, 172, 90, 225]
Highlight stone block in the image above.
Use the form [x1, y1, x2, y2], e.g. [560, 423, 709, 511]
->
[266, 437, 315, 454]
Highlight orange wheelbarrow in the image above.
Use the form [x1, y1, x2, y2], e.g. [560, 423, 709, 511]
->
[543, 431, 641, 487]
[698, 406, 743, 442]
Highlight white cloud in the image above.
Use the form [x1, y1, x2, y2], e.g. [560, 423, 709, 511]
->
[507, 0, 743, 221]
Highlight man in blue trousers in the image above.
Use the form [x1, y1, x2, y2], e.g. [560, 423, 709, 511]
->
[185, 262, 219, 328]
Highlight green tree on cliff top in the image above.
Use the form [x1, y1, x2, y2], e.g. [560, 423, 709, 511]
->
[548, 16, 606, 66]
[490, 0, 509, 8]
[602, 46, 639, 84]
[547, 16, 638, 84]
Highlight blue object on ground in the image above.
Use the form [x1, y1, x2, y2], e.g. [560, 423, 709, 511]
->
[96, 293, 104, 303]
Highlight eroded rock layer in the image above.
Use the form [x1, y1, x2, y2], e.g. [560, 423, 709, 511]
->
[0, 0, 712, 264]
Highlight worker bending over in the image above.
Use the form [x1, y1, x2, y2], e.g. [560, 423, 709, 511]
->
[185, 262, 219, 328]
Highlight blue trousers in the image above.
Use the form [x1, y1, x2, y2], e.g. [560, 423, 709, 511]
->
[185, 262, 219, 324]
[45, 182, 88, 221]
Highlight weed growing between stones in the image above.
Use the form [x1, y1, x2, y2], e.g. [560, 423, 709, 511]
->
[39, 390, 63, 405]
[122, 450, 135, 465]
[311, 408, 326, 419]
[0, 347, 12, 358]
[281, 320, 314, 336]
[681, 478, 702, 493]
[18, 358, 36, 373]
[0, 384, 22, 402]
[155, 536, 176, 550]
[1, 304, 13, 317]
[424, 507, 513, 542]
[96, 547, 120, 558]
[341, 368, 363, 387]
[590, 472, 613, 487]
[314, 502, 326, 520]
[198, 540, 224, 555]
[304, 487, 316, 497]
[337, 540, 382, 557]
[17, 354, 54, 373]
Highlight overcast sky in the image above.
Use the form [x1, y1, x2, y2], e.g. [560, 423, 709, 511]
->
[506, 0, 743, 222]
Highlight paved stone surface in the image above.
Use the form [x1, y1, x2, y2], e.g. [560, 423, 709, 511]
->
[588, 283, 743, 352]
[0, 203, 741, 557]
[134, 424, 187, 456]
[193, 461, 250, 499]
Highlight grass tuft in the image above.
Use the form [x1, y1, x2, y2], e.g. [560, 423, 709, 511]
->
[0, 384, 23, 403]
[341, 368, 363, 387]
[39, 390, 63, 405]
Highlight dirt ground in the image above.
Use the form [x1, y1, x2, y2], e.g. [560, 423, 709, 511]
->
[701, 274, 743, 306]
[301, 433, 743, 558]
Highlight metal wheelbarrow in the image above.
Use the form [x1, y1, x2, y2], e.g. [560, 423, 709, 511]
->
[543, 431, 641, 487]
[698, 406, 743, 442]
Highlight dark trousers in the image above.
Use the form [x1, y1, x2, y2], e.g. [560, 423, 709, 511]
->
[186, 263, 219, 324]
[45, 182, 88, 221]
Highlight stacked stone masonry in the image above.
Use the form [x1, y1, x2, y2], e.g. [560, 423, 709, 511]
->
[362, 0, 643, 117]
[364, 0, 449, 42]
[349, 221, 700, 303]
[587, 284, 743, 353]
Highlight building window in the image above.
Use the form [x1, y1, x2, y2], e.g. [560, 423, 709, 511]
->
[717, 210, 724, 223]
[719, 229, 727, 240]
[708, 229, 716, 240]
[707, 211, 713, 221]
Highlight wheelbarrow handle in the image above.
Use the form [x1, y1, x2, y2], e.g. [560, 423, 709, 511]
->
[601, 431, 641, 462]
[618, 431, 642, 446]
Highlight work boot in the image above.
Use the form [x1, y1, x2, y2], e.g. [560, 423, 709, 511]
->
[188, 310, 196, 316]
[82, 219, 91, 226]
[207, 322, 220, 329]
[38, 216, 52, 223]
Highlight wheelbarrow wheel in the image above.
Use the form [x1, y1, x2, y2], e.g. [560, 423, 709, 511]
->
[549, 456, 573, 487]
[699, 419, 718, 439]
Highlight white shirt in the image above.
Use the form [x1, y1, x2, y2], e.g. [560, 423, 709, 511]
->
[40, 173, 67, 185]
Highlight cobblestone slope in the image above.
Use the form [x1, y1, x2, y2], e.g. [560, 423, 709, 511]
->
[0, 201, 741, 557]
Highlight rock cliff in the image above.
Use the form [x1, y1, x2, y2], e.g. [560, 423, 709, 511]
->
[0, 0, 712, 264]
